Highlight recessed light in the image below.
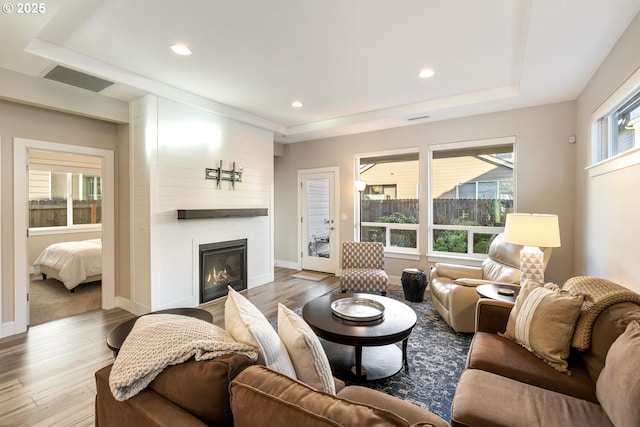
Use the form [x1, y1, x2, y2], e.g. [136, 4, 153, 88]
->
[171, 44, 192, 56]
[291, 101, 303, 108]
[419, 68, 435, 79]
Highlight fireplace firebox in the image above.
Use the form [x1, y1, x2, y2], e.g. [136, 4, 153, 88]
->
[199, 239, 247, 303]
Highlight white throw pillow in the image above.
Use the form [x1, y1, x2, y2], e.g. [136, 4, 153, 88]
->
[277, 303, 336, 395]
[224, 287, 297, 378]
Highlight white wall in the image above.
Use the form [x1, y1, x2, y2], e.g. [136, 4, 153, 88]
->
[128, 96, 274, 314]
[574, 12, 640, 292]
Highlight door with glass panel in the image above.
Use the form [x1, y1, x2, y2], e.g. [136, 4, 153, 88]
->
[300, 169, 338, 274]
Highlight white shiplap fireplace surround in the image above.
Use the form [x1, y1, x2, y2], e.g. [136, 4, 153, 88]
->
[125, 95, 274, 315]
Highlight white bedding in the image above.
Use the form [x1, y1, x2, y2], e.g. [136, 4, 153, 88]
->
[33, 239, 102, 290]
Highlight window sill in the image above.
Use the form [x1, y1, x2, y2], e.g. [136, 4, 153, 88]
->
[427, 253, 484, 266]
[28, 225, 102, 237]
[384, 249, 421, 262]
[587, 146, 640, 177]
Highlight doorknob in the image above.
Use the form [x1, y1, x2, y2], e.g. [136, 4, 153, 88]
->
[330, 227, 335, 230]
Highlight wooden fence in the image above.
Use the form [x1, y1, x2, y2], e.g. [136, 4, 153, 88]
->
[361, 199, 418, 222]
[362, 198, 512, 226]
[29, 200, 102, 227]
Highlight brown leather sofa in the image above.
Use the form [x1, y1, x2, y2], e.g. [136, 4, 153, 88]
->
[450, 298, 640, 427]
[95, 353, 450, 427]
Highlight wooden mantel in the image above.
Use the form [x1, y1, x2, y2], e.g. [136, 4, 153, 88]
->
[177, 208, 268, 220]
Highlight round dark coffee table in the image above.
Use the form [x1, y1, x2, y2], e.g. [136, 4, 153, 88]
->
[302, 293, 416, 381]
[106, 308, 213, 357]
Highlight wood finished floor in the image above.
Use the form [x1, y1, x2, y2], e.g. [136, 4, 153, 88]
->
[0, 268, 341, 427]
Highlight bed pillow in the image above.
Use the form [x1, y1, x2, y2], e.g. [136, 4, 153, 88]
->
[596, 321, 640, 427]
[277, 303, 335, 394]
[225, 287, 297, 378]
[503, 281, 583, 373]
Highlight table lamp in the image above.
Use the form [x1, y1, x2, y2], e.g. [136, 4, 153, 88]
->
[503, 213, 561, 286]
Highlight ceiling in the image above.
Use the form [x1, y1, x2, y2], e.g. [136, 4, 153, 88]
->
[1, 0, 639, 143]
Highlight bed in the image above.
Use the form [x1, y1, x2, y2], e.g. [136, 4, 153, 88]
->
[33, 239, 102, 292]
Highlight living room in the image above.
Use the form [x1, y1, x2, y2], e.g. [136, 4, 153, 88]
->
[0, 2, 640, 426]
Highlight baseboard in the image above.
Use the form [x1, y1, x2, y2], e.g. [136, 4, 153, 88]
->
[115, 296, 149, 316]
[1, 321, 16, 338]
[250, 272, 274, 288]
[388, 275, 401, 286]
[274, 259, 299, 270]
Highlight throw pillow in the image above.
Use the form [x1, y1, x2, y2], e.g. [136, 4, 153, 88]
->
[503, 280, 584, 373]
[225, 286, 297, 378]
[596, 321, 640, 427]
[277, 303, 336, 395]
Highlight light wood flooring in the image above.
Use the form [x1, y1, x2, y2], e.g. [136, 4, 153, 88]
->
[0, 268, 341, 427]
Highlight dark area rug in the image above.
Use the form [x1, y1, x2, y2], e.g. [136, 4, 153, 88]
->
[29, 277, 102, 326]
[286, 289, 472, 422]
[349, 290, 471, 421]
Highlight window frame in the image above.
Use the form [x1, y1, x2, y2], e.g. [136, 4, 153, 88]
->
[28, 171, 103, 235]
[589, 67, 640, 177]
[427, 136, 516, 262]
[355, 147, 420, 259]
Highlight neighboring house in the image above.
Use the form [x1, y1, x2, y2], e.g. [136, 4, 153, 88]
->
[360, 160, 419, 200]
[434, 155, 513, 201]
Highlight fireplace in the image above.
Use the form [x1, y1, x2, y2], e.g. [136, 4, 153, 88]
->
[199, 239, 247, 303]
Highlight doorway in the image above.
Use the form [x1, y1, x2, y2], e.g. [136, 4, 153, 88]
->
[13, 138, 115, 334]
[298, 167, 339, 274]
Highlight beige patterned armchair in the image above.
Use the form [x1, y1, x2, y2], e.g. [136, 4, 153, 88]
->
[340, 242, 388, 295]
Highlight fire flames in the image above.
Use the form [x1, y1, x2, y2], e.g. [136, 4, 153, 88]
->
[206, 266, 230, 285]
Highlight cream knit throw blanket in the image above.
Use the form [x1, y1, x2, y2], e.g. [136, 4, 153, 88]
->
[563, 276, 640, 351]
[109, 314, 258, 401]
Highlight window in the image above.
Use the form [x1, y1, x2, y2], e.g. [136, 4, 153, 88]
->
[456, 181, 498, 199]
[429, 137, 515, 258]
[595, 91, 640, 161]
[364, 184, 397, 200]
[357, 149, 419, 254]
[28, 150, 102, 230]
[590, 67, 640, 174]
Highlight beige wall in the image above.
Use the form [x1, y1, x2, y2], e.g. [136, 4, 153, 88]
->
[574, 12, 640, 293]
[0, 100, 125, 325]
[275, 101, 576, 284]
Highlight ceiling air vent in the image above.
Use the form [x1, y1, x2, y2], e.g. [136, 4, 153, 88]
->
[44, 65, 114, 93]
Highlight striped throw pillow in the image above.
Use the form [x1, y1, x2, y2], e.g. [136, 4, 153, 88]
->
[503, 281, 584, 373]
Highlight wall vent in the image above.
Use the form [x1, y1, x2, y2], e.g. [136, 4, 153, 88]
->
[44, 65, 114, 93]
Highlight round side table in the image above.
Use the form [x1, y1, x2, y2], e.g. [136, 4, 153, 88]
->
[476, 284, 519, 303]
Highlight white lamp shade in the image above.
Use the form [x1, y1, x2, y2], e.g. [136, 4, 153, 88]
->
[355, 180, 367, 192]
[504, 213, 561, 248]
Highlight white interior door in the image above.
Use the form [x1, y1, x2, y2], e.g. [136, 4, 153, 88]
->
[299, 168, 339, 273]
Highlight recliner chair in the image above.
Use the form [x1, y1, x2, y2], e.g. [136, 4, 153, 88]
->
[429, 233, 552, 333]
